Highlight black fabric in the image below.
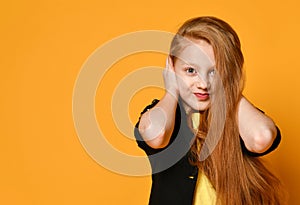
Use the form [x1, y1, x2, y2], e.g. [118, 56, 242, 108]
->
[134, 99, 281, 205]
[134, 99, 198, 205]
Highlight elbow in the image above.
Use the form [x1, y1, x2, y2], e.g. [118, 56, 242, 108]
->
[138, 125, 170, 149]
[250, 127, 277, 153]
[138, 109, 170, 149]
[145, 131, 169, 149]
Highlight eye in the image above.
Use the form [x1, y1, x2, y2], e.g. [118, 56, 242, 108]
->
[208, 69, 216, 77]
[185, 67, 197, 75]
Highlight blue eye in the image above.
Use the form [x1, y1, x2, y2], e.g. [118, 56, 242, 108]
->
[208, 69, 215, 76]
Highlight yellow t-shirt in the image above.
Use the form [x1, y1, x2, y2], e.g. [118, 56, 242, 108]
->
[193, 171, 216, 205]
[191, 112, 217, 205]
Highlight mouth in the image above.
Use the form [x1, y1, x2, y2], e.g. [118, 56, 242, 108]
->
[194, 92, 209, 101]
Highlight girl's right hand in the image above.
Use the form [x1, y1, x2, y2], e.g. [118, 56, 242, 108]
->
[138, 56, 179, 149]
[163, 56, 179, 99]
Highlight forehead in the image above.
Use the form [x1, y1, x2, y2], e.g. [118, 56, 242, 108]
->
[176, 38, 215, 69]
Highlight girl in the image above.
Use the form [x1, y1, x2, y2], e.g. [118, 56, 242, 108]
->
[135, 16, 284, 204]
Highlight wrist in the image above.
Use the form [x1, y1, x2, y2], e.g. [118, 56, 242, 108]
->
[165, 88, 179, 101]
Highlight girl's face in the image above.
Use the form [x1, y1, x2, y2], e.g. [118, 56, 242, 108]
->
[174, 39, 216, 113]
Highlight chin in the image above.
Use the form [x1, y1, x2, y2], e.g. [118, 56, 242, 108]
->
[196, 107, 209, 112]
[189, 103, 210, 112]
[181, 98, 210, 113]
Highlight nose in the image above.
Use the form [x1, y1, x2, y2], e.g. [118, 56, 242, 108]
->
[195, 73, 208, 90]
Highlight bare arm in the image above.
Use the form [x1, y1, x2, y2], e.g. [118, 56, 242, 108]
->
[238, 96, 277, 153]
[138, 57, 178, 149]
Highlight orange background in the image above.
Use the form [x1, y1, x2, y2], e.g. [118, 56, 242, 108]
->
[1, 0, 300, 204]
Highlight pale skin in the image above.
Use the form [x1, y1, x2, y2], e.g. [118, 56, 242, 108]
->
[138, 39, 277, 153]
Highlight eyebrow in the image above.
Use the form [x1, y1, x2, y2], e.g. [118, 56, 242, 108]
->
[182, 62, 198, 67]
[181, 61, 216, 70]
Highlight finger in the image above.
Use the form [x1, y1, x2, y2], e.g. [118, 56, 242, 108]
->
[165, 56, 169, 70]
[168, 56, 175, 71]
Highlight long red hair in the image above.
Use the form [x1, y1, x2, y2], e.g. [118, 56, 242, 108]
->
[170, 16, 286, 204]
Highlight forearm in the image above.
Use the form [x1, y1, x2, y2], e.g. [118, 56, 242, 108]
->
[138, 92, 178, 148]
[238, 96, 277, 153]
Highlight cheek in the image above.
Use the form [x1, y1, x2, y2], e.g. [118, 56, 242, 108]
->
[177, 80, 194, 101]
[176, 75, 192, 90]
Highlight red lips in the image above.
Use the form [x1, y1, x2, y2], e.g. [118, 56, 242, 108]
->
[194, 93, 209, 101]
